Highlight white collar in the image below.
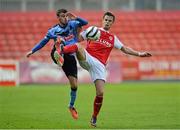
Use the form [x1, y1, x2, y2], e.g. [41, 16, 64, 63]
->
[99, 27, 109, 33]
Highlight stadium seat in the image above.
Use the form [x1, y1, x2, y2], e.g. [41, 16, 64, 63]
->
[0, 11, 180, 62]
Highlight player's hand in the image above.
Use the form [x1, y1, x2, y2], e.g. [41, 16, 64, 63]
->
[26, 51, 33, 58]
[138, 52, 152, 57]
[66, 12, 77, 20]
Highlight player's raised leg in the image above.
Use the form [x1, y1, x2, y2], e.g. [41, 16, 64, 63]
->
[54, 37, 65, 67]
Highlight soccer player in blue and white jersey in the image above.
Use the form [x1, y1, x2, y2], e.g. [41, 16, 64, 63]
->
[26, 9, 88, 120]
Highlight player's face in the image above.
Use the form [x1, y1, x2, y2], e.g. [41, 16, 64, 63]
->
[57, 13, 68, 26]
[102, 15, 114, 31]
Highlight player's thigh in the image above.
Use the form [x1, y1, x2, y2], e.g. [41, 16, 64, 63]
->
[76, 46, 86, 61]
[89, 63, 106, 83]
[62, 54, 78, 79]
[85, 52, 107, 82]
[78, 50, 90, 70]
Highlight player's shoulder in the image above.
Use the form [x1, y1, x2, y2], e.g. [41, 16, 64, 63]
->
[48, 24, 64, 33]
[49, 24, 60, 30]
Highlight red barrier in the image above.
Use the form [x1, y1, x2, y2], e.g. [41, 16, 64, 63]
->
[0, 61, 19, 86]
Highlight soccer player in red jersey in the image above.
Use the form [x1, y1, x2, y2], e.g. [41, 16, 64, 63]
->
[55, 11, 152, 127]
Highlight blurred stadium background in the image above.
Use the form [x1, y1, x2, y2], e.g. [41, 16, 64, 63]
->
[0, 0, 180, 129]
[0, 0, 180, 85]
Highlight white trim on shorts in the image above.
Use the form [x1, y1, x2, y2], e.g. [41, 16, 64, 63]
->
[79, 49, 107, 82]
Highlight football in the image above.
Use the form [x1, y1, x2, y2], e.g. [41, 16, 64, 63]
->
[86, 26, 101, 40]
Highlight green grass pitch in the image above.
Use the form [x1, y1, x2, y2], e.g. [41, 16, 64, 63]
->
[0, 82, 180, 129]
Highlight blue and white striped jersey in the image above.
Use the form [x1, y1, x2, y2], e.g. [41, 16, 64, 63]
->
[31, 17, 88, 53]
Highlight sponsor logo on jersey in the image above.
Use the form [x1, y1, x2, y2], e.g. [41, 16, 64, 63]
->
[109, 36, 113, 41]
[64, 34, 74, 41]
[97, 38, 112, 47]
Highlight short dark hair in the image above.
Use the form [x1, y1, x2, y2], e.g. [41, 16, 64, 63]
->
[103, 11, 115, 22]
[56, 9, 68, 16]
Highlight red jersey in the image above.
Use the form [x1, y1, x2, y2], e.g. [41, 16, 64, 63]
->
[86, 29, 115, 65]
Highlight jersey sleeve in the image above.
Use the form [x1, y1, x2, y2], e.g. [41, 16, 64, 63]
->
[75, 17, 88, 26]
[31, 27, 57, 53]
[31, 36, 50, 53]
[46, 27, 58, 39]
[114, 35, 124, 49]
[70, 17, 88, 29]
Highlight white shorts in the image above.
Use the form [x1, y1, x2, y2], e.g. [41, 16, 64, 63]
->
[79, 50, 107, 82]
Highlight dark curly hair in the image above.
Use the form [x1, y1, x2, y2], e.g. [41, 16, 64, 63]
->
[56, 9, 68, 17]
[103, 11, 115, 22]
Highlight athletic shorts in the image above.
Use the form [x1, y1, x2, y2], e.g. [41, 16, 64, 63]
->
[51, 47, 77, 78]
[79, 50, 106, 82]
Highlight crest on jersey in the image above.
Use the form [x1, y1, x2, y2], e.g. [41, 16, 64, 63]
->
[109, 36, 113, 41]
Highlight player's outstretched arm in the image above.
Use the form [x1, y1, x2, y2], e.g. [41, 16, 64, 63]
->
[26, 36, 50, 58]
[120, 46, 152, 57]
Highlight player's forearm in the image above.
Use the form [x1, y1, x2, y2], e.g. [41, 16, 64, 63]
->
[76, 17, 88, 26]
[121, 46, 140, 56]
[32, 37, 50, 53]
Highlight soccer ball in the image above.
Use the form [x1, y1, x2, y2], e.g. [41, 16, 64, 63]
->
[86, 26, 101, 40]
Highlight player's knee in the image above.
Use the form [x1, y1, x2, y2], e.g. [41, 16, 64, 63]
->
[96, 91, 104, 96]
[68, 76, 78, 87]
[71, 87, 77, 91]
[77, 43, 85, 52]
[70, 83, 78, 89]
[76, 43, 81, 50]
[70, 81, 78, 89]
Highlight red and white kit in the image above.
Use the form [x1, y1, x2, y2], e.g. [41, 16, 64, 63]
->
[80, 27, 124, 82]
